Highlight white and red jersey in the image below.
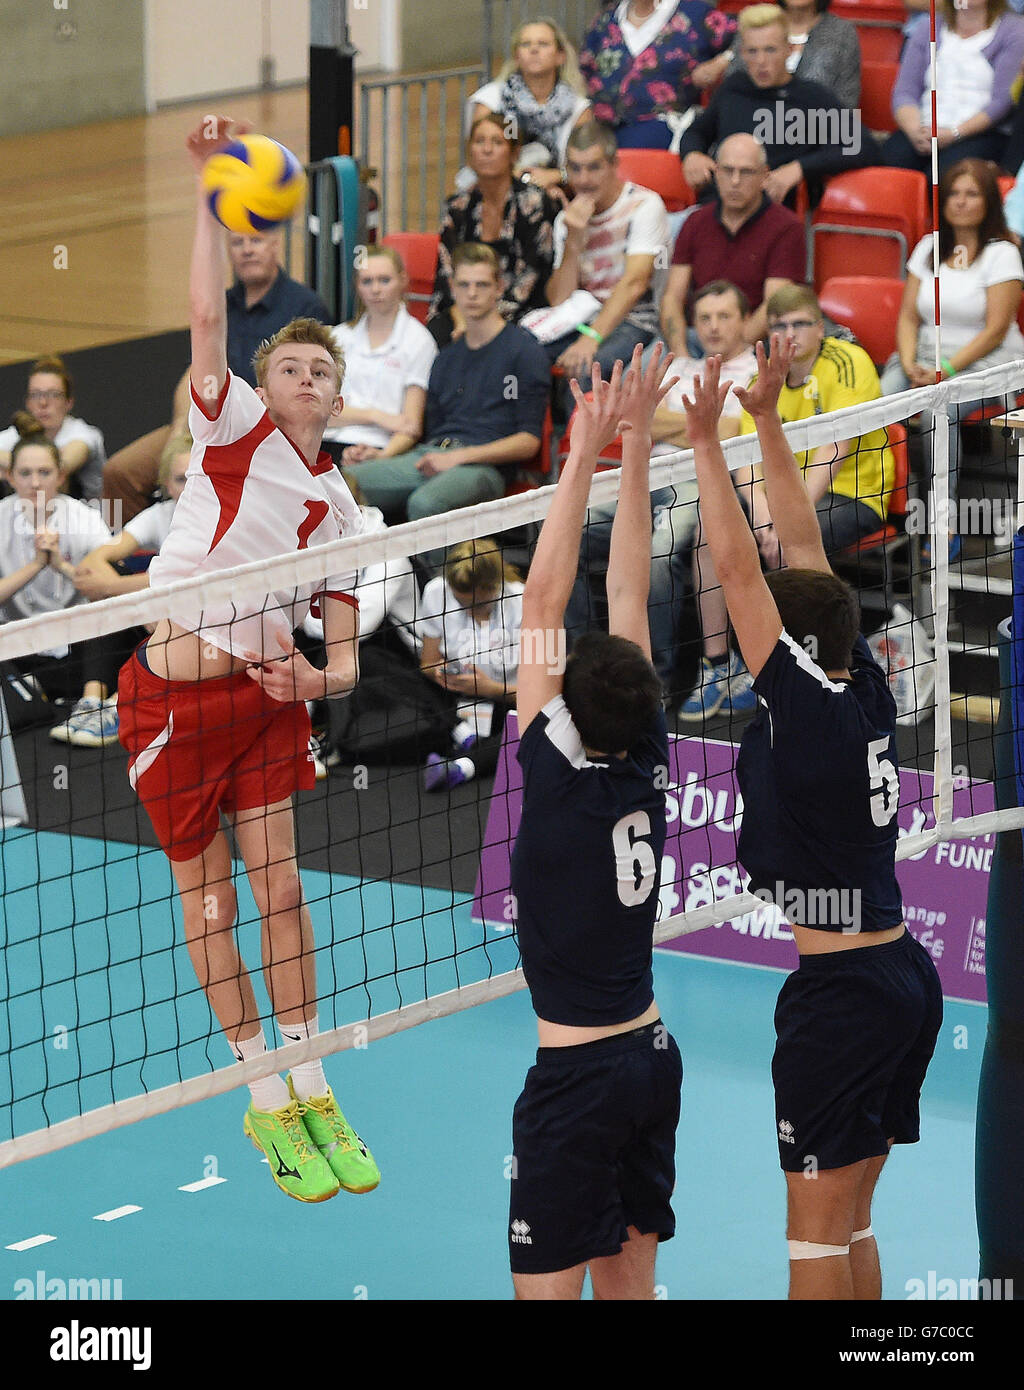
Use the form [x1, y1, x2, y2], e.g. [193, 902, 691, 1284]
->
[148, 372, 363, 661]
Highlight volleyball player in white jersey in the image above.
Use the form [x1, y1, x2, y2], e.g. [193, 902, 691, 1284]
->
[118, 116, 379, 1204]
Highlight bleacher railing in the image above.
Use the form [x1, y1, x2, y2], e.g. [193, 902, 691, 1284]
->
[357, 66, 487, 238]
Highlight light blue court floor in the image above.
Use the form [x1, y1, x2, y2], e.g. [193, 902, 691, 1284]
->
[1, 867, 983, 1300]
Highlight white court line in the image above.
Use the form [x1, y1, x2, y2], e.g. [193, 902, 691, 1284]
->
[6, 1234, 56, 1251]
[93, 1205, 141, 1222]
[178, 1176, 227, 1193]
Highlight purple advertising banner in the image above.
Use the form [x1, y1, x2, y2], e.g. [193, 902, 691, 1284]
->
[473, 716, 991, 1004]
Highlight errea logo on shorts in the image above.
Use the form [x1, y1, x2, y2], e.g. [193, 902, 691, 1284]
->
[778, 1119, 796, 1145]
[510, 1220, 533, 1245]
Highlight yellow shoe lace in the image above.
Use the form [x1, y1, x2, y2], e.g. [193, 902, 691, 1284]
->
[300, 1092, 356, 1154]
[272, 1099, 318, 1167]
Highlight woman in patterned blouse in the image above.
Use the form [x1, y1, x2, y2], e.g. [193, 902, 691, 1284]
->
[428, 113, 561, 348]
[579, 0, 737, 150]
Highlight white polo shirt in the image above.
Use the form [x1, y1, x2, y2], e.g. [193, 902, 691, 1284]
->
[327, 306, 438, 449]
[0, 494, 112, 653]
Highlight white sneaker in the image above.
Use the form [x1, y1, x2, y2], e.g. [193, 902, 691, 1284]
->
[309, 736, 328, 781]
[50, 696, 103, 745]
[66, 695, 120, 748]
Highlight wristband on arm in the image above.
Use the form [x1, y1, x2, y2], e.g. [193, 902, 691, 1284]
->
[577, 323, 604, 344]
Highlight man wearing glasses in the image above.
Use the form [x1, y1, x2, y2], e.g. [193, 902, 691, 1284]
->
[738, 285, 894, 567]
[0, 356, 106, 500]
[661, 133, 806, 355]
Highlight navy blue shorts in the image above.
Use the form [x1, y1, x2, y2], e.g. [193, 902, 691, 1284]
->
[773, 931, 943, 1173]
[509, 1021, 683, 1275]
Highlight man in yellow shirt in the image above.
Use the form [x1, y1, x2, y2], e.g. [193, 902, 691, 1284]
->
[738, 284, 894, 568]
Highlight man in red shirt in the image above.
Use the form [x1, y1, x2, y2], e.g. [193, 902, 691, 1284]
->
[661, 133, 806, 354]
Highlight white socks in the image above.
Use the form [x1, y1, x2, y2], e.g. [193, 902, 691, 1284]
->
[278, 1015, 328, 1100]
[232, 1028, 290, 1111]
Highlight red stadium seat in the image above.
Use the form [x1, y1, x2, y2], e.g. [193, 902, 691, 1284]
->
[818, 275, 905, 367]
[833, 421, 915, 610]
[860, 60, 899, 133]
[855, 23, 904, 65]
[831, 0, 906, 23]
[380, 231, 439, 324]
[616, 149, 696, 212]
[998, 174, 1016, 199]
[810, 168, 929, 290]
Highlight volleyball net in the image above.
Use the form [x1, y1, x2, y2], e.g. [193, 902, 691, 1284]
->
[2, 360, 1023, 1169]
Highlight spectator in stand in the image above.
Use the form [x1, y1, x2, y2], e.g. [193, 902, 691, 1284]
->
[346, 244, 550, 535]
[417, 538, 523, 792]
[103, 232, 330, 522]
[882, 0, 1024, 174]
[225, 229, 332, 386]
[428, 114, 561, 348]
[579, 0, 738, 150]
[324, 247, 437, 465]
[882, 158, 1024, 559]
[566, 284, 758, 701]
[468, 18, 591, 190]
[543, 121, 669, 399]
[661, 132, 806, 353]
[678, 284, 893, 720]
[0, 356, 105, 501]
[680, 4, 875, 209]
[73, 429, 190, 601]
[726, 0, 860, 111]
[0, 418, 126, 747]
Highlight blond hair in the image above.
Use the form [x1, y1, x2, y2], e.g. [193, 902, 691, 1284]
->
[765, 283, 821, 321]
[739, 4, 788, 34]
[252, 317, 345, 391]
[349, 245, 409, 326]
[498, 16, 585, 96]
[158, 427, 193, 491]
[445, 538, 520, 594]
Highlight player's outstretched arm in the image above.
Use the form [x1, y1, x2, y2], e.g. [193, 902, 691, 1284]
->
[517, 360, 628, 734]
[683, 358, 782, 680]
[606, 343, 675, 662]
[733, 336, 830, 575]
[185, 116, 245, 411]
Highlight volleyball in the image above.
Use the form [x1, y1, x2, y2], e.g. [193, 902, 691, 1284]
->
[201, 134, 306, 234]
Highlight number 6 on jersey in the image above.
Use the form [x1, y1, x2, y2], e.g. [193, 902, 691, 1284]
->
[613, 810, 659, 907]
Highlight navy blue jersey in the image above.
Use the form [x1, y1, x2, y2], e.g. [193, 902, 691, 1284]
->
[510, 696, 669, 1026]
[736, 632, 903, 933]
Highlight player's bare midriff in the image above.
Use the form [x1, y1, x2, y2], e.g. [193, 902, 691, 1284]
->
[792, 921, 906, 956]
[537, 998, 662, 1048]
[145, 619, 250, 682]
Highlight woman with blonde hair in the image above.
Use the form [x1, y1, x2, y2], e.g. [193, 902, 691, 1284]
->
[416, 537, 524, 791]
[468, 17, 590, 188]
[325, 246, 437, 464]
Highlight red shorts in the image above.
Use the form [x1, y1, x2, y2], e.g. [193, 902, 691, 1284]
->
[118, 650, 314, 862]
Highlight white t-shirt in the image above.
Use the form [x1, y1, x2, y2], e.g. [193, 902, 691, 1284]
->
[302, 506, 419, 652]
[926, 24, 997, 129]
[149, 372, 364, 662]
[907, 235, 1024, 358]
[123, 498, 176, 553]
[0, 416, 106, 499]
[653, 347, 758, 456]
[0, 494, 112, 653]
[553, 182, 669, 334]
[326, 307, 438, 449]
[470, 79, 590, 163]
[616, 0, 679, 57]
[417, 576, 524, 689]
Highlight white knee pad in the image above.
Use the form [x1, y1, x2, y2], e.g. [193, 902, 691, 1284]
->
[788, 1239, 851, 1260]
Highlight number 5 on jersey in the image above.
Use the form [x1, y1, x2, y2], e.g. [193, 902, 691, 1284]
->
[867, 736, 899, 827]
